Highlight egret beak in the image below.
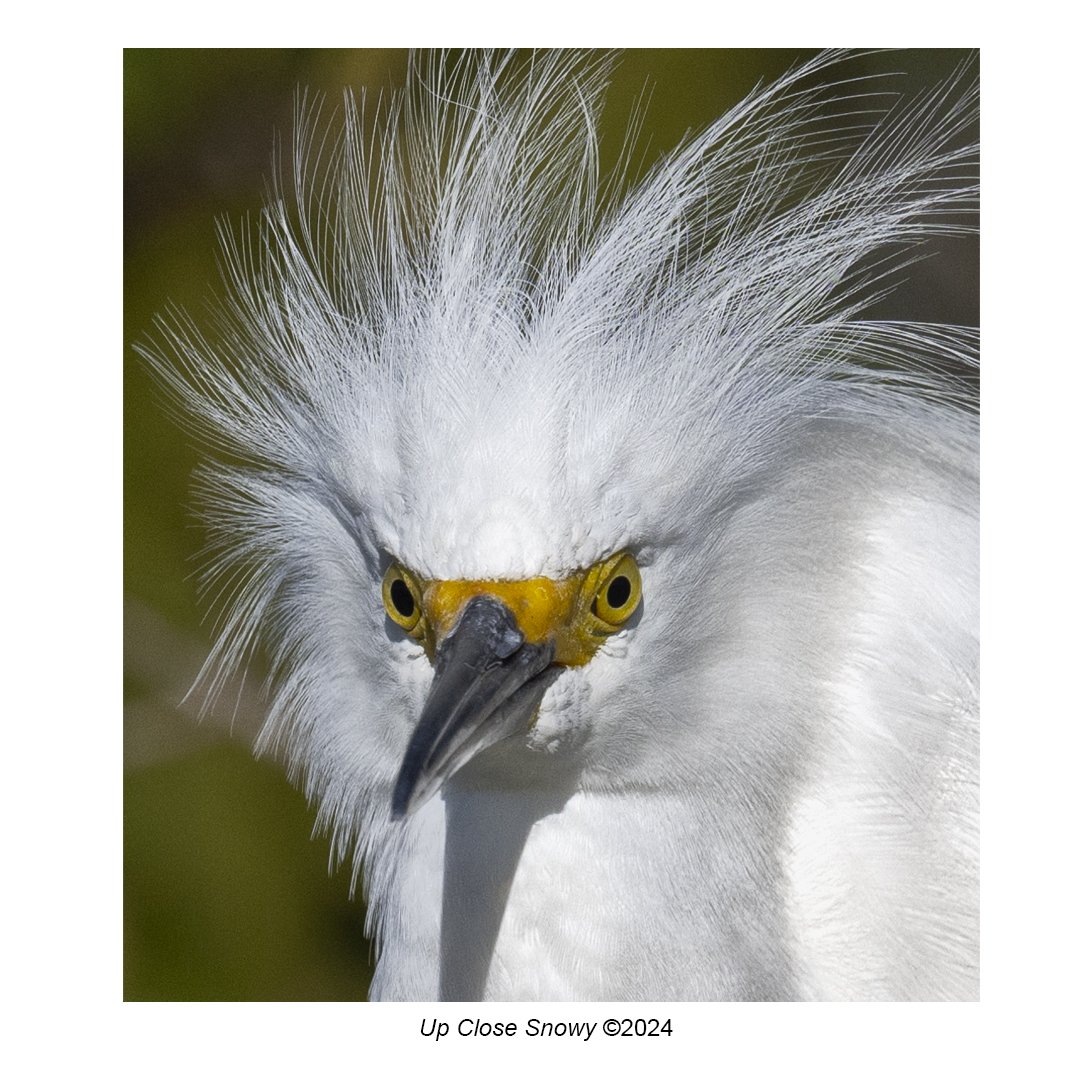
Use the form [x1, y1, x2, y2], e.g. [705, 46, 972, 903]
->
[391, 595, 557, 818]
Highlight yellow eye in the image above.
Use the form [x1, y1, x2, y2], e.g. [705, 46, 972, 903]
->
[382, 563, 425, 636]
[590, 551, 642, 629]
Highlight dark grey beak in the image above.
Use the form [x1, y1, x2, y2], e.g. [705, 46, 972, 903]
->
[391, 595, 557, 818]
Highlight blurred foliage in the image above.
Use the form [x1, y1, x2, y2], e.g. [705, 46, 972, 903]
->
[125, 745, 371, 1000]
[124, 48, 976, 1001]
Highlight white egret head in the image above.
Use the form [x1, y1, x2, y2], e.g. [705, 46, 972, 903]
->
[140, 50, 978, 1000]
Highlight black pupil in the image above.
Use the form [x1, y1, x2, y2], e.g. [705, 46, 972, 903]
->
[390, 578, 415, 618]
[606, 575, 632, 609]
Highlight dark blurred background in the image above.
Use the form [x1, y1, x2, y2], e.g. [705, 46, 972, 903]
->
[124, 48, 977, 1001]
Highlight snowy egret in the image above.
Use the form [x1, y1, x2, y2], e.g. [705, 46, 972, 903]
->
[141, 49, 978, 1000]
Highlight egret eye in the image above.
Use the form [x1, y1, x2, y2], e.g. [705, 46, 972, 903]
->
[591, 552, 642, 628]
[382, 564, 424, 636]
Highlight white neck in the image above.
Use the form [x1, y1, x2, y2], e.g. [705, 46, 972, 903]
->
[367, 780, 795, 1001]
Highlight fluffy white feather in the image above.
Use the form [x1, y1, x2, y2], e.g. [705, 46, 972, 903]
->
[140, 49, 978, 1000]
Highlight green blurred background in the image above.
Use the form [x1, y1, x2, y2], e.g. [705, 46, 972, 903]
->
[124, 48, 977, 1001]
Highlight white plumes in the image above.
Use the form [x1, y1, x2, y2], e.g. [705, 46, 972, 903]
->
[140, 50, 978, 1000]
